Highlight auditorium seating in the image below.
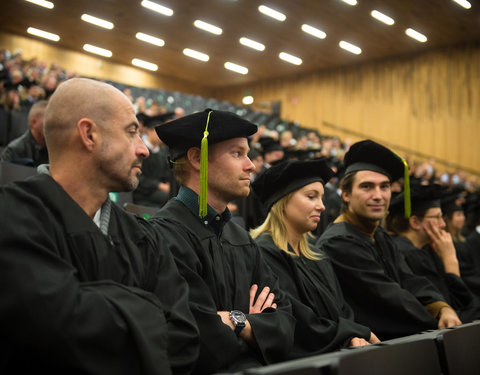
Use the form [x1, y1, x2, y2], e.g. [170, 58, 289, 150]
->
[7, 109, 28, 141]
[0, 108, 8, 146]
[0, 161, 36, 185]
[124, 202, 160, 220]
[243, 340, 440, 375]
[437, 321, 480, 375]
[109, 191, 133, 208]
[232, 322, 480, 375]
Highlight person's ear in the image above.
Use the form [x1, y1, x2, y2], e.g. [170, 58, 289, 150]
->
[341, 190, 350, 204]
[409, 215, 422, 230]
[186, 147, 201, 172]
[77, 118, 98, 151]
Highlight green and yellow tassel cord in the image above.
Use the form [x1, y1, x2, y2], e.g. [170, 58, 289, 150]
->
[401, 157, 411, 219]
[199, 110, 213, 218]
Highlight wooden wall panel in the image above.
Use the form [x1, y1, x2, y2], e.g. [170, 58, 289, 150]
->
[213, 43, 480, 176]
[0, 32, 211, 96]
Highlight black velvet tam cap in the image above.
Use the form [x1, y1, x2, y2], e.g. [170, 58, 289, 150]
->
[154, 109, 257, 160]
[344, 140, 404, 181]
[137, 112, 174, 128]
[441, 189, 465, 215]
[259, 137, 283, 154]
[252, 158, 334, 212]
[390, 184, 442, 215]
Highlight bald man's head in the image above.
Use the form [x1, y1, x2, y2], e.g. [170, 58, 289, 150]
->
[44, 78, 130, 158]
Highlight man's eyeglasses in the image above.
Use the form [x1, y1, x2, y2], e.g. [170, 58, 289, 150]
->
[424, 214, 444, 222]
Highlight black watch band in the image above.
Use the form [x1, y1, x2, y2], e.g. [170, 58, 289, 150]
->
[234, 323, 245, 336]
[230, 310, 246, 336]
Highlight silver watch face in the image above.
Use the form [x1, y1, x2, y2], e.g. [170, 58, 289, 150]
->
[230, 310, 247, 324]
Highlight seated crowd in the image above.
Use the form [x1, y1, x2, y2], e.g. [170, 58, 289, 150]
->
[0, 47, 480, 374]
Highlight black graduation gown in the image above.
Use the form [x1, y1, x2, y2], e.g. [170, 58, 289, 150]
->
[150, 199, 295, 374]
[256, 234, 371, 358]
[0, 174, 199, 375]
[317, 222, 443, 340]
[235, 189, 266, 230]
[455, 240, 480, 299]
[393, 236, 480, 322]
[466, 231, 480, 270]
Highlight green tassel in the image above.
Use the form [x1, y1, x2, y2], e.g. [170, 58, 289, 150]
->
[402, 158, 411, 218]
[199, 111, 212, 218]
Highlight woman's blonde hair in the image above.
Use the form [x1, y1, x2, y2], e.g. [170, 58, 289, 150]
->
[250, 192, 322, 260]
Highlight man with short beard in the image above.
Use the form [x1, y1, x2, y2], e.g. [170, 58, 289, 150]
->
[317, 140, 461, 340]
[0, 78, 199, 375]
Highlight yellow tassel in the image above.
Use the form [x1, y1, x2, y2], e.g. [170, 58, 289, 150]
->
[199, 111, 212, 218]
[402, 158, 411, 218]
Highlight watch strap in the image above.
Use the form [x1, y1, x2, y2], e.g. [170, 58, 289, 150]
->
[234, 321, 245, 336]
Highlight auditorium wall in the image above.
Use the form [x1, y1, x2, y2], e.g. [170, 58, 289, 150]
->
[0, 31, 210, 96]
[213, 42, 480, 176]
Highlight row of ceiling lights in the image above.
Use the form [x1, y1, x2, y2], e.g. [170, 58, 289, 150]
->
[24, 0, 472, 75]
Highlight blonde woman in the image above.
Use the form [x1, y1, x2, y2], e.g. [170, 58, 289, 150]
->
[251, 159, 379, 359]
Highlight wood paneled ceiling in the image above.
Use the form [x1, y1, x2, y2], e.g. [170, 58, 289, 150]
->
[1, 0, 479, 88]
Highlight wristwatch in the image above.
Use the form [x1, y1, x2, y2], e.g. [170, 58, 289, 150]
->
[230, 310, 246, 336]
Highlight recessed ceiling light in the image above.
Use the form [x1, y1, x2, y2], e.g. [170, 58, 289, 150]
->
[193, 20, 223, 35]
[301, 24, 326, 39]
[141, 0, 173, 16]
[81, 14, 114, 30]
[239, 37, 265, 51]
[452, 0, 471, 9]
[258, 5, 286, 21]
[371, 10, 395, 25]
[136, 32, 165, 47]
[183, 48, 209, 62]
[339, 40, 362, 54]
[405, 28, 427, 42]
[27, 27, 59, 41]
[224, 62, 248, 75]
[341, 0, 357, 5]
[83, 44, 112, 57]
[25, 0, 54, 9]
[132, 58, 158, 71]
[242, 95, 254, 105]
[279, 52, 302, 65]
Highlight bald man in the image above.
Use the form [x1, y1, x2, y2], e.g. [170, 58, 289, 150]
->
[1, 99, 49, 166]
[0, 78, 199, 375]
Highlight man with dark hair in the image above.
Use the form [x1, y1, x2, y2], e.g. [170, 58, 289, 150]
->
[0, 78, 199, 374]
[316, 139, 461, 340]
[387, 184, 480, 322]
[150, 109, 295, 374]
[1, 99, 48, 166]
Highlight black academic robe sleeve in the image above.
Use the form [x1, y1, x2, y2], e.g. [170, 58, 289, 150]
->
[150, 216, 295, 374]
[317, 223, 440, 340]
[256, 235, 371, 358]
[394, 237, 479, 321]
[455, 240, 480, 299]
[0, 190, 171, 374]
[139, 219, 200, 375]
[394, 238, 473, 309]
